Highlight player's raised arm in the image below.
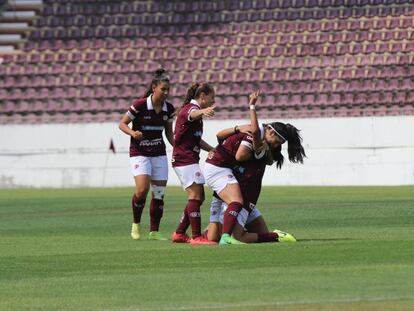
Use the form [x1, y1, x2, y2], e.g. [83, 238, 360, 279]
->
[248, 90, 264, 152]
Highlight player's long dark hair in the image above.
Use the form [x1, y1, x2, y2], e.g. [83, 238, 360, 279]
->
[266, 122, 306, 169]
[184, 82, 214, 103]
[143, 68, 170, 98]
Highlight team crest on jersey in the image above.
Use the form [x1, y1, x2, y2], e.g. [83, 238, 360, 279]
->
[228, 174, 234, 179]
[134, 164, 139, 169]
[195, 171, 201, 177]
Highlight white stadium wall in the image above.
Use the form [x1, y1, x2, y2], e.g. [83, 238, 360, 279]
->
[0, 116, 413, 188]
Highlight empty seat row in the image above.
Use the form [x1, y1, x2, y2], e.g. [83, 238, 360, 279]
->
[41, 0, 414, 15]
[29, 10, 414, 41]
[2, 72, 413, 95]
[36, 4, 414, 28]
[22, 28, 414, 53]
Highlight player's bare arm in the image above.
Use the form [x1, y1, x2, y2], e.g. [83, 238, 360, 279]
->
[248, 91, 264, 152]
[164, 121, 174, 146]
[189, 105, 216, 121]
[216, 124, 252, 143]
[235, 144, 253, 162]
[119, 114, 144, 140]
[200, 139, 215, 152]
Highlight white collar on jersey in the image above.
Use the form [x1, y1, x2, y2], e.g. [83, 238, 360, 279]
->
[190, 99, 201, 108]
[147, 94, 168, 112]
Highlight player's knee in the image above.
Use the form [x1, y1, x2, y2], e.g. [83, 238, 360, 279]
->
[135, 187, 149, 199]
[151, 185, 166, 200]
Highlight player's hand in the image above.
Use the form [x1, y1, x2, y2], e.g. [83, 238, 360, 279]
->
[249, 90, 260, 106]
[202, 105, 216, 118]
[132, 130, 144, 140]
[207, 149, 215, 159]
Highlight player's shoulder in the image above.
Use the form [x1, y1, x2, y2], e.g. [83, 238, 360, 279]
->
[131, 98, 147, 109]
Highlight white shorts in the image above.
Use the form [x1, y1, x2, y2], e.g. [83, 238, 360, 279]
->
[173, 164, 205, 190]
[209, 196, 262, 228]
[203, 162, 238, 194]
[130, 155, 168, 180]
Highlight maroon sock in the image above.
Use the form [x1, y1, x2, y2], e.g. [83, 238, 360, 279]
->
[132, 194, 146, 224]
[149, 198, 164, 231]
[257, 232, 278, 243]
[187, 199, 202, 238]
[222, 202, 243, 235]
[175, 207, 190, 234]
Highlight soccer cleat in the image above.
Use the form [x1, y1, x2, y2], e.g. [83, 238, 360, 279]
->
[218, 233, 246, 245]
[148, 231, 168, 241]
[189, 236, 217, 245]
[273, 229, 297, 242]
[131, 223, 141, 240]
[171, 232, 190, 243]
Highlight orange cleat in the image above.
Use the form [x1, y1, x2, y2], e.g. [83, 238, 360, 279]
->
[171, 232, 191, 243]
[189, 236, 217, 245]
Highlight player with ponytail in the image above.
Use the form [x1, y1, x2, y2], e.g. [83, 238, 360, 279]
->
[171, 83, 217, 245]
[119, 69, 175, 241]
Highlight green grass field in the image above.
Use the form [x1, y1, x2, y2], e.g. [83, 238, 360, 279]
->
[1, 186, 413, 311]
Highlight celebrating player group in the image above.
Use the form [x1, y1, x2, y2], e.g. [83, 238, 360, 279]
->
[119, 69, 306, 245]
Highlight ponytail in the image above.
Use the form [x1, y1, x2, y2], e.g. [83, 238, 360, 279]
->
[143, 68, 170, 98]
[184, 82, 201, 103]
[285, 124, 306, 164]
[271, 145, 284, 169]
[184, 82, 214, 103]
[267, 122, 306, 168]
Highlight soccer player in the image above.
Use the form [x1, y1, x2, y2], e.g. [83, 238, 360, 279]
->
[204, 91, 305, 245]
[171, 83, 217, 245]
[119, 69, 175, 241]
[206, 125, 305, 243]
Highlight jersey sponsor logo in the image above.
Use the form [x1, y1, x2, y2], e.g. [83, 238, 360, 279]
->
[193, 146, 200, 153]
[139, 138, 162, 146]
[144, 116, 151, 119]
[194, 130, 203, 137]
[141, 125, 164, 131]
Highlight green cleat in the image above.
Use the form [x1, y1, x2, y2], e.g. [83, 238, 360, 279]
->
[131, 223, 141, 240]
[148, 231, 168, 241]
[219, 233, 246, 245]
[273, 229, 297, 242]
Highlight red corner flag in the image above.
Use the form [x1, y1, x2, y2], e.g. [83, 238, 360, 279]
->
[109, 139, 116, 153]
